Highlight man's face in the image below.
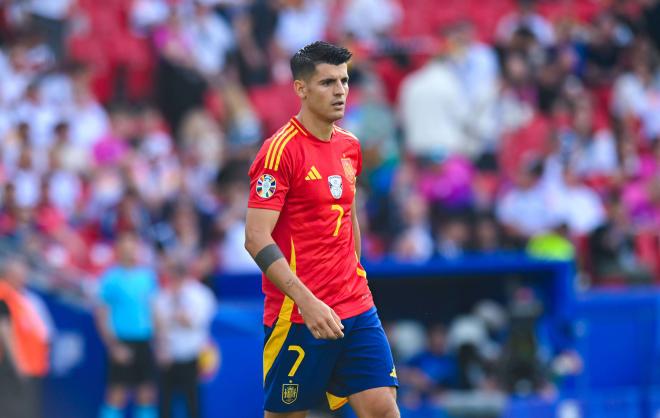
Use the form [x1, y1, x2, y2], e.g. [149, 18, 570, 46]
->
[298, 63, 349, 124]
[117, 234, 139, 265]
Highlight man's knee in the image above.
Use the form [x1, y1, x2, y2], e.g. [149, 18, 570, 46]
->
[368, 401, 399, 418]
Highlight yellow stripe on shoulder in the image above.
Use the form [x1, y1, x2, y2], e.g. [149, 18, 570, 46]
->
[265, 124, 294, 169]
[334, 126, 359, 141]
[290, 118, 305, 133]
[273, 129, 298, 171]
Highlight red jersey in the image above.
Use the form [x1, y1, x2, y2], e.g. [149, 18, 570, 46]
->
[248, 117, 374, 326]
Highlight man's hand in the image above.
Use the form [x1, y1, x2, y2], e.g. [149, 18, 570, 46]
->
[297, 296, 344, 340]
[109, 343, 133, 365]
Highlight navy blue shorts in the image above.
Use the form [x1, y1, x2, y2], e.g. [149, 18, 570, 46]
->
[263, 307, 398, 412]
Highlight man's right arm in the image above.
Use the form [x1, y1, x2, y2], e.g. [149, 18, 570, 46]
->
[244, 207, 344, 340]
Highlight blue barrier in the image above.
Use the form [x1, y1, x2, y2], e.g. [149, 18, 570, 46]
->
[574, 290, 660, 390]
[38, 255, 579, 418]
[502, 396, 557, 418]
[216, 254, 575, 321]
[579, 388, 643, 418]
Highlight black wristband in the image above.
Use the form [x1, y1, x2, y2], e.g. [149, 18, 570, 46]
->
[254, 244, 285, 273]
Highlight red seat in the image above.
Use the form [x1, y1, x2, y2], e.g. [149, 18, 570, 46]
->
[248, 84, 300, 136]
[498, 114, 552, 180]
[635, 231, 660, 282]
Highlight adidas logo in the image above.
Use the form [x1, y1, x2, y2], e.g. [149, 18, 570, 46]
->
[305, 166, 322, 181]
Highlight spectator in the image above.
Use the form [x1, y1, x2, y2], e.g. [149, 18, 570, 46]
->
[154, 256, 216, 418]
[611, 41, 660, 142]
[95, 231, 158, 418]
[274, 0, 328, 57]
[496, 0, 555, 47]
[399, 324, 458, 405]
[526, 223, 576, 261]
[436, 216, 471, 259]
[589, 197, 653, 283]
[583, 12, 633, 87]
[444, 20, 500, 155]
[470, 214, 504, 253]
[341, 0, 401, 45]
[184, 1, 235, 78]
[399, 50, 473, 159]
[498, 287, 550, 395]
[0, 257, 53, 418]
[496, 160, 564, 242]
[392, 192, 434, 262]
[27, 0, 74, 60]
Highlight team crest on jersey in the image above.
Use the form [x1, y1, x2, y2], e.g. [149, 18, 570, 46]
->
[282, 383, 298, 404]
[341, 158, 356, 184]
[256, 174, 276, 199]
[328, 175, 343, 199]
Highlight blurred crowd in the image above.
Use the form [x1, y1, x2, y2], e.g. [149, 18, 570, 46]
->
[2, 0, 656, 416]
[0, 0, 658, 291]
[386, 291, 582, 417]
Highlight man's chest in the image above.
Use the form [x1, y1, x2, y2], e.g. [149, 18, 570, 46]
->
[289, 145, 358, 207]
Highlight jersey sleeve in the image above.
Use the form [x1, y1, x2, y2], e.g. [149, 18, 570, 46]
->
[248, 138, 296, 211]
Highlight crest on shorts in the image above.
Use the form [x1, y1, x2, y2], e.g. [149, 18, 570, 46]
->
[256, 174, 276, 199]
[328, 175, 343, 199]
[341, 158, 356, 184]
[282, 383, 299, 404]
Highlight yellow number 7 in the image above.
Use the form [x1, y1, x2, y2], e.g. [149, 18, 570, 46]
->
[287, 345, 305, 377]
[331, 205, 344, 237]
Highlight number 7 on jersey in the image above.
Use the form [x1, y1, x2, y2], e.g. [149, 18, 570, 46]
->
[331, 205, 344, 237]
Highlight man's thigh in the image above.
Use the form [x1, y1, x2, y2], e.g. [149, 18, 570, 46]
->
[263, 321, 342, 413]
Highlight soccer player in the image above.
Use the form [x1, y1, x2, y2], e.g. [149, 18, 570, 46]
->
[245, 41, 400, 417]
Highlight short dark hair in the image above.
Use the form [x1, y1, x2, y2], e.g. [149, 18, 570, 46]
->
[290, 41, 352, 80]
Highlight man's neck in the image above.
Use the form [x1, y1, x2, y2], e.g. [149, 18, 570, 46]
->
[296, 110, 334, 142]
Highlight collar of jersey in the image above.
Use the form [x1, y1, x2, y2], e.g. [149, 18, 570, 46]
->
[290, 117, 335, 143]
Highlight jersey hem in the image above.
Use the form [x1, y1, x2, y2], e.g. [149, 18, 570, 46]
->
[263, 301, 374, 326]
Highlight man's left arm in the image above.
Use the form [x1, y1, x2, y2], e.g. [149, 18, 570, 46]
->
[352, 196, 361, 259]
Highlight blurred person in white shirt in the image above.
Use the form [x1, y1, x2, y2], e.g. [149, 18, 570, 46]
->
[399, 51, 473, 159]
[66, 64, 110, 150]
[154, 257, 216, 418]
[274, 0, 328, 57]
[496, 159, 565, 242]
[341, 0, 401, 45]
[184, 0, 235, 77]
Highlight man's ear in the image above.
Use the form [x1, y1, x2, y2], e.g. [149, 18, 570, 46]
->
[294, 79, 306, 100]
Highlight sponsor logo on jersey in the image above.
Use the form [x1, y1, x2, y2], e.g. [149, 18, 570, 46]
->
[282, 383, 299, 404]
[256, 174, 276, 199]
[328, 175, 343, 199]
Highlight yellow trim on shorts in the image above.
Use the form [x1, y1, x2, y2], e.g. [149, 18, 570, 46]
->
[326, 392, 349, 411]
